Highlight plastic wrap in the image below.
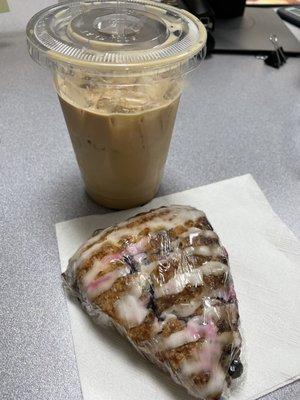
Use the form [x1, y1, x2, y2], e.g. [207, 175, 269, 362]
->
[63, 205, 243, 400]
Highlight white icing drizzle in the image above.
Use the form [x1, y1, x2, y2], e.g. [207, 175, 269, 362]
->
[110, 274, 150, 328]
[179, 227, 202, 241]
[164, 329, 189, 349]
[115, 278, 149, 328]
[164, 317, 212, 350]
[130, 275, 145, 297]
[180, 228, 218, 241]
[202, 230, 219, 238]
[203, 299, 221, 321]
[147, 313, 179, 340]
[154, 268, 203, 298]
[161, 284, 235, 321]
[181, 358, 203, 376]
[195, 246, 213, 257]
[161, 298, 203, 318]
[181, 336, 220, 375]
[154, 262, 228, 299]
[196, 367, 226, 399]
[115, 294, 149, 328]
[185, 245, 224, 258]
[86, 266, 130, 300]
[73, 206, 205, 271]
[72, 241, 104, 271]
[181, 228, 218, 237]
[197, 245, 225, 257]
[201, 261, 228, 276]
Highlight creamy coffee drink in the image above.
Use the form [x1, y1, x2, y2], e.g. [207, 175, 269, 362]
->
[55, 70, 182, 208]
[27, 0, 206, 209]
[59, 93, 179, 209]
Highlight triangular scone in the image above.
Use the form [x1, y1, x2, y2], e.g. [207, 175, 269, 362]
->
[63, 205, 243, 400]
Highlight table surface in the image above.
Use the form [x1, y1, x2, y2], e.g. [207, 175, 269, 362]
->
[0, 1, 299, 400]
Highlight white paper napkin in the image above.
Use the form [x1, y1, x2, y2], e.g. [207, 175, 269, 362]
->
[56, 174, 300, 400]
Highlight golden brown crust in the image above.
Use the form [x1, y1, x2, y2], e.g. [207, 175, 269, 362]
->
[168, 225, 188, 238]
[203, 274, 226, 290]
[76, 242, 120, 281]
[93, 275, 134, 320]
[162, 340, 204, 370]
[162, 318, 185, 338]
[128, 313, 156, 344]
[125, 208, 171, 228]
[151, 258, 180, 286]
[193, 371, 211, 386]
[156, 286, 204, 315]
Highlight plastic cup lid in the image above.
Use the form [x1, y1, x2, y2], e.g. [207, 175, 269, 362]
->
[26, 0, 207, 72]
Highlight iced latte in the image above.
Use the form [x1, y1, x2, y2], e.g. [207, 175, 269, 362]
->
[27, 0, 206, 208]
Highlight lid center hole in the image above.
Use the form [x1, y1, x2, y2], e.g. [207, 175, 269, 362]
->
[93, 13, 142, 39]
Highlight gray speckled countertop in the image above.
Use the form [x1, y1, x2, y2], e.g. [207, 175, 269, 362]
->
[0, 1, 299, 399]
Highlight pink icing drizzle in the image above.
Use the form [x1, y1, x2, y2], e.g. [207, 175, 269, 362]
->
[126, 237, 148, 256]
[196, 337, 220, 372]
[197, 321, 219, 371]
[85, 237, 148, 292]
[98, 251, 124, 268]
[181, 320, 221, 375]
[87, 273, 114, 291]
[186, 319, 217, 342]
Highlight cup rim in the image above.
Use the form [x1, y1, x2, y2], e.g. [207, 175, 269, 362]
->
[26, 0, 207, 74]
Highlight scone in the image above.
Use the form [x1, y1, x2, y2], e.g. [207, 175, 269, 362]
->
[63, 205, 243, 399]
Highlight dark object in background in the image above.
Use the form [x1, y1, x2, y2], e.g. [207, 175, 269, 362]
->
[264, 34, 288, 67]
[161, 0, 215, 53]
[162, 0, 247, 54]
[277, 6, 300, 27]
[161, 0, 188, 8]
[264, 49, 287, 67]
[181, 0, 216, 52]
[183, 0, 214, 22]
[213, 7, 300, 55]
[207, 0, 246, 17]
[161, 0, 299, 56]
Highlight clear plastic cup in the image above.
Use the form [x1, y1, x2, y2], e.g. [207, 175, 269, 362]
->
[27, 0, 206, 209]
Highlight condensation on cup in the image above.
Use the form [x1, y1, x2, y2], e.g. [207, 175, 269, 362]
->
[27, 0, 207, 209]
